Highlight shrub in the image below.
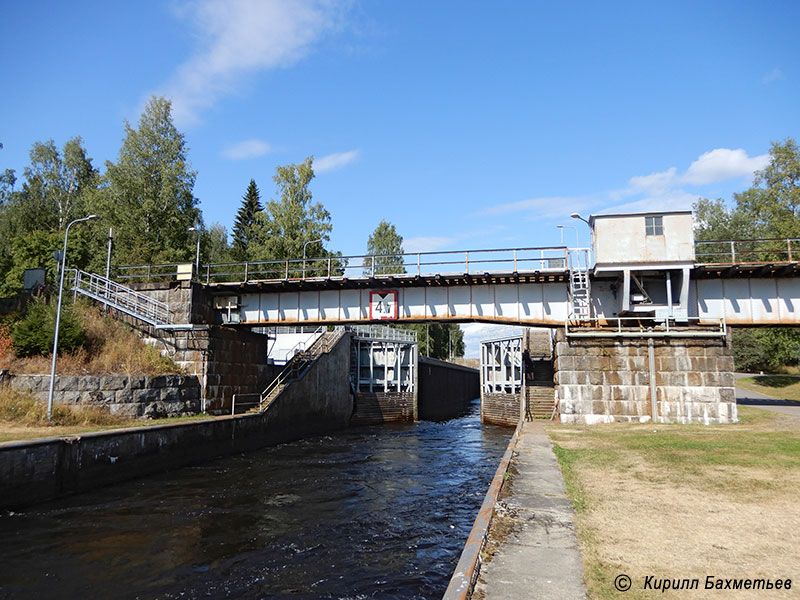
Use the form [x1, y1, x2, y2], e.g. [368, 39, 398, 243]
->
[0, 323, 13, 369]
[11, 297, 87, 357]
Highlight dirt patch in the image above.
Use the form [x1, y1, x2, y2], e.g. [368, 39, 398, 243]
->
[547, 407, 800, 599]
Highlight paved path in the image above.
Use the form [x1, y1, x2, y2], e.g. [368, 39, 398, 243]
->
[734, 374, 800, 417]
[474, 420, 585, 600]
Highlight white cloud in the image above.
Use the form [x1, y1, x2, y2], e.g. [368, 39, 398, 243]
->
[221, 139, 272, 160]
[314, 150, 360, 173]
[762, 67, 784, 84]
[628, 167, 679, 193]
[626, 148, 768, 192]
[157, 0, 346, 126]
[682, 148, 769, 185]
[403, 236, 457, 253]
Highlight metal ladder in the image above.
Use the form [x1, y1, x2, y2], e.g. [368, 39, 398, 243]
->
[68, 269, 193, 330]
[568, 249, 591, 321]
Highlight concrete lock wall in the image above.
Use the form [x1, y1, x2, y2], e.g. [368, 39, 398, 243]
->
[418, 356, 479, 420]
[0, 335, 355, 510]
[481, 393, 521, 427]
[8, 374, 201, 418]
[553, 329, 737, 425]
[350, 392, 416, 425]
[266, 332, 353, 435]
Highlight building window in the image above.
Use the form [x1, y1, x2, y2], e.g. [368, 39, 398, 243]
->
[645, 215, 663, 236]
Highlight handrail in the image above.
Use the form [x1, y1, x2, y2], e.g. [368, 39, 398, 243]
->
[285, 326, 325, 360]
[347, 324, 417, 342]
[112, 245, 572, 285]
[695, 238, 800, 265]
[69, 269, 172, 326]
[565, 316, 727, 338]
[258, 327, 347, 411]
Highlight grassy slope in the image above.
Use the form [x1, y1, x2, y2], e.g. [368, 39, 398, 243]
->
[736, 375, 800, 402]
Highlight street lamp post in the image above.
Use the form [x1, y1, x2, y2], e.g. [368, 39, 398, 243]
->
[557, 224, 579, 247]
[188, 227, 201, 278]
[47, 215, 100, 421]
[570, 212, 590, 225]
[302, 238, 322, 279]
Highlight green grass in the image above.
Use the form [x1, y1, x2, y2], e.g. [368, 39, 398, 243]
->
[737, 375, 800, 401]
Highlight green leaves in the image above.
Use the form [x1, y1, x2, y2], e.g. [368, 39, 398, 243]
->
[102, 96, 199, 265]
[11, 297, 87, 358]
[249, 156, 334, 266]
[231, 179, 263, 261]
[366, 220, 405, 275]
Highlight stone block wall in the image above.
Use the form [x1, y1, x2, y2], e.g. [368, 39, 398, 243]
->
[127, 280, 214, 325]
[8, 374, 201, 418]
[553, 330, 737, 425]
[122, 282, 275, 413]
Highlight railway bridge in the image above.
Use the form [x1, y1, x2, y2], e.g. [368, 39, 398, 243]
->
[74, 210, 800, 426]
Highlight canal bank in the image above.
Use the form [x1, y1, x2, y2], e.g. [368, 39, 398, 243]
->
[445, 419, 586, 600]
[0, 404, 510, 600]
[0, 329, 479, 509]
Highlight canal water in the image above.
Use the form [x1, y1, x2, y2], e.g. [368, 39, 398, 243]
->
[0, 402, 511, 599]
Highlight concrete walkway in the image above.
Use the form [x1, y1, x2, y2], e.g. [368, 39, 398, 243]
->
[473, 420, 586, 600]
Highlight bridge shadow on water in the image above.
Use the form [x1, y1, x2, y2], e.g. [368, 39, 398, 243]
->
[0, 399, 511, 600]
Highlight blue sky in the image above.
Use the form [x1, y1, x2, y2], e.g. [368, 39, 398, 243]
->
[1, 1, 797, 355]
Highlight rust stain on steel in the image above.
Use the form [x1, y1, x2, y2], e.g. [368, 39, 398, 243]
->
[442, 420, 522, 600]
[238, 316, 566, 327]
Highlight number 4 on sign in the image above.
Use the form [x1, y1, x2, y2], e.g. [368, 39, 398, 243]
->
[369, 290, 398, 320]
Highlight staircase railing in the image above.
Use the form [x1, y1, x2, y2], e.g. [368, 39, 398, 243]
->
[258, 327, 347, 412]
[69, 269, 173, 327]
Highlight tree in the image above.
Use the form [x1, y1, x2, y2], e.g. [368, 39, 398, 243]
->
[249, 156, 342, 275]
[203, 222, 231, 265]
[365, 220, 405, 275]
[361, 221, 463, 359]
[101, 96, 200, 265]
[405, 322, 465, 359]
[0, 168, 15, 206]
[231, 179, 263, 261]
[734, 138, 800, 240]
[693, 138, 800, 372]
[23, 138, 98, 230]
[0, 138, 101, 294]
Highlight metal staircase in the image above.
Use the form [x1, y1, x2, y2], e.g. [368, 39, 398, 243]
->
[258, 327, 346, 412]
[68, 269, 192, 330]
[568, 249, 591, 321]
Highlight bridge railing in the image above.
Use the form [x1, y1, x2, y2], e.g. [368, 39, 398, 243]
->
[113, 263, 191, 282]
[199, 246, 571, 283]
[565, 316, 727, 338]
[696, 238, 800, 265]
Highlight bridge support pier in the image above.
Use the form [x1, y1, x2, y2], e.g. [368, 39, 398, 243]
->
[554, 330, 737, 425]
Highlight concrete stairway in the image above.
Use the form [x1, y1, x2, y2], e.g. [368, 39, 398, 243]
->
[525, 358, 557, 420]
[258, 328, 346, 412]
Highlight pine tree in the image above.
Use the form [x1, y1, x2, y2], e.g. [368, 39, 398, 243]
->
[231, 179, 263, 261]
